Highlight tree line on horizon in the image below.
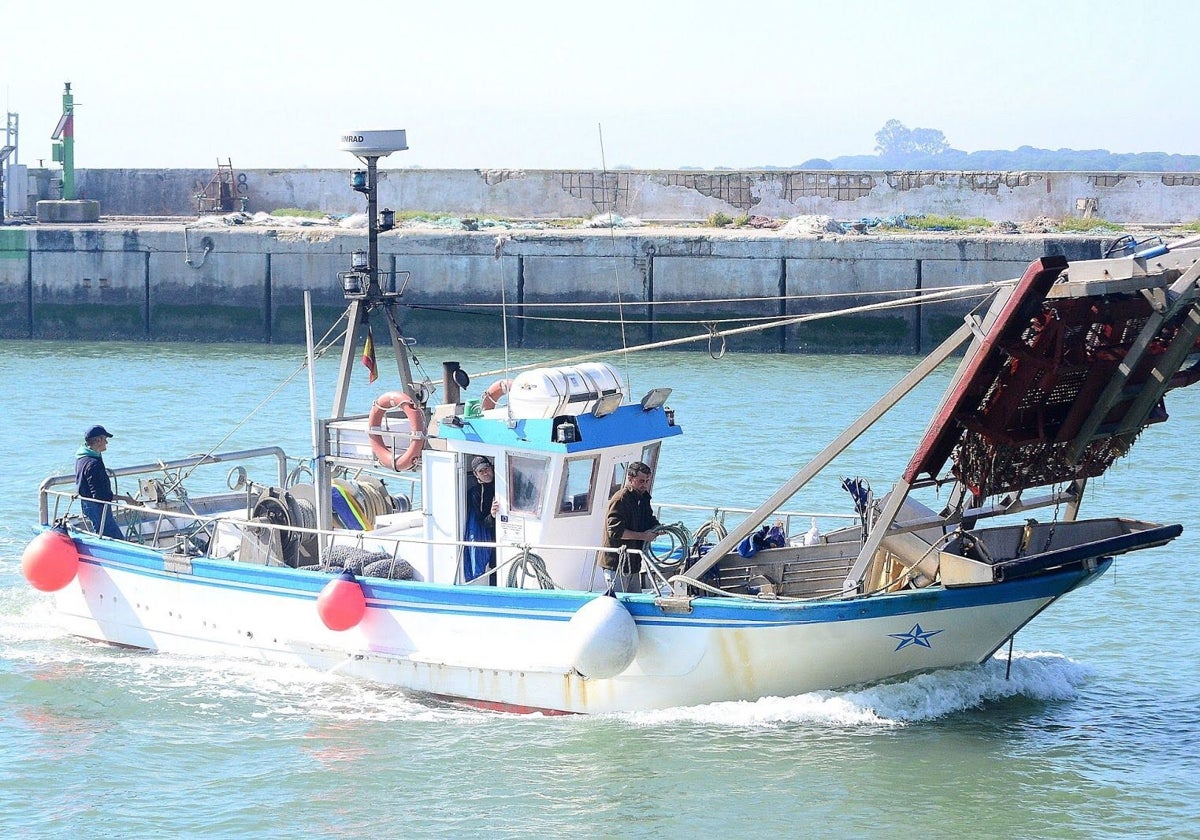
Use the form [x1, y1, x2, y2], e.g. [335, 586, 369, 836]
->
[787, 119, 1200, 172]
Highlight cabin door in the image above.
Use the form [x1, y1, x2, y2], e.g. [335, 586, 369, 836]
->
[421, 450, 462, 584]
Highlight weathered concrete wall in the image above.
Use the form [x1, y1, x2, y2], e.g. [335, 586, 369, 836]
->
[0, 223, 1110, 353]
[33, 168, 1200, 223]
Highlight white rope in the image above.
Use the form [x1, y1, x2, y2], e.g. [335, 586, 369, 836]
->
[472, 280, 1009, 379]
[447, 280, 995, 308]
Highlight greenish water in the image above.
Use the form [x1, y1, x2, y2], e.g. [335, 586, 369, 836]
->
[2, 340, 1198, 838]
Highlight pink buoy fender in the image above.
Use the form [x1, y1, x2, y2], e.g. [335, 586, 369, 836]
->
[316, 571, 367, 631]
[22, 527, 80, 592]
[482, 378, 513, 411]
[368, 391, 426, 472]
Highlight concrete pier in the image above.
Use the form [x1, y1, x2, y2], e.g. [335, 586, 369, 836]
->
[0, 221, 1110, 353]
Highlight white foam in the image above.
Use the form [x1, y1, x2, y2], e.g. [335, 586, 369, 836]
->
[624, 652, 1092, 728]
[112, 649, 484, 724]
[0, 588, 67, 645]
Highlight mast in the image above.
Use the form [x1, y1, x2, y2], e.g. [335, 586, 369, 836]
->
[316, 131, 412, 533]
[331, 130, 413, 419]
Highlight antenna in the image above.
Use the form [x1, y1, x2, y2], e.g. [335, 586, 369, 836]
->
[339, 130, 408, 294]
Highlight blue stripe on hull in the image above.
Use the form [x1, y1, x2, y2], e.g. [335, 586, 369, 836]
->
[72, 535, 1110, 630]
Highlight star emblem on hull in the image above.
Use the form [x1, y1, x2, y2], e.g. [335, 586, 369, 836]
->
[888, 623, 944, 651]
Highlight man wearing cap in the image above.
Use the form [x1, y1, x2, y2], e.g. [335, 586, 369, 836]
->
[76, 425, 134, 540]
[463, 455, 500, 583]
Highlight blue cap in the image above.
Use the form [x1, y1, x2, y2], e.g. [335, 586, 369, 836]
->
[85, 425, 113, 441]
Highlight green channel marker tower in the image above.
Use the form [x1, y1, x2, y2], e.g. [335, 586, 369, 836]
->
[37, 82, 99, 222]
[51, 82, 75, 199]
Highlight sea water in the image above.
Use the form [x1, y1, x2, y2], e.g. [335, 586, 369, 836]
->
[1, 340, 1198, 838]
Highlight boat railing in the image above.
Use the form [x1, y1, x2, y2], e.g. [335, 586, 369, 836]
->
[47, 488, 852, 600]
[652, 501, 856, 541]
[38, 446, 291, 526]
[44, 478, 688, 593]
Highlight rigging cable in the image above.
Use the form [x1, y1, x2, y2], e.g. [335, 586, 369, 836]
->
[470, 279, 1008, 379]
[167, 309, 352, 487]
[444, 281, 989, 309]
[598, 122, 633, 394]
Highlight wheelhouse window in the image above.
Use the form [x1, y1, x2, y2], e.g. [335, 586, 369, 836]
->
[640, 444, 660, 477]
[557, 456, 599, 517]
[508, 454, 548, 516]
[609, 444, 661, 497]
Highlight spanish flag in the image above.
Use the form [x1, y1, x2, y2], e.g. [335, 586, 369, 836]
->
[362, 327, 378, 383]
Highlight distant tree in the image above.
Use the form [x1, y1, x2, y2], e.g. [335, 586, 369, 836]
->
[875, 120, 948, 158]
[874, 119, 912, 156]
[799, 158, 832, 170]
[910, 127, 949, 155]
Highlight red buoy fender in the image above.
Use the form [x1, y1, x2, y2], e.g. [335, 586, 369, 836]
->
[368, 391, 426, 472]
[316, 571, 367, 631]
[481, 379, 512, 411]
[22, 528, 80, 592]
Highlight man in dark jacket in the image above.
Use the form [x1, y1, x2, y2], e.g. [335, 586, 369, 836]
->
[602, 461, 662, 593]
[75, 424, 131, 539]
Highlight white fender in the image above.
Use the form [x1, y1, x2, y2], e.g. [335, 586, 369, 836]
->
[566, 595, 639, 679]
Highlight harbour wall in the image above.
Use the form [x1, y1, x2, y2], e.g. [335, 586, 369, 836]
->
[22, 167, 1200, 223]
[0, 224, 1108, 353]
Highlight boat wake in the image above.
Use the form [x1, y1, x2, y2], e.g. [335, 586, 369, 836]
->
[6, 611, 1092, 732]
[624, 652, 1092, 728]
[4, 589, 1091, 726]
[0, 591, 474, 722]
[0, 587, 64, 644]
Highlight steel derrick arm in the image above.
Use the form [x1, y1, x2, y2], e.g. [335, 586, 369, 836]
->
[681, 319, 977, 586]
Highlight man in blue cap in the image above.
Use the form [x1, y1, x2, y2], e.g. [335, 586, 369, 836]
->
[76, 425, 133, 539]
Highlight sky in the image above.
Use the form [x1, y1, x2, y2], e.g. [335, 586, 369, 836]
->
[4, 0, 1199, 171]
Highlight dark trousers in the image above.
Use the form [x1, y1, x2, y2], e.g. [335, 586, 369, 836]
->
[82, 499, 125, 540]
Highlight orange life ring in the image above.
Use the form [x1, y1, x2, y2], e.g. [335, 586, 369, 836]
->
[482, 379, 513, 411]
[368, 391, 426, 472]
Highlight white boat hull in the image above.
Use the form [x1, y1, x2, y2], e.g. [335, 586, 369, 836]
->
[53, 537, 1107, 714]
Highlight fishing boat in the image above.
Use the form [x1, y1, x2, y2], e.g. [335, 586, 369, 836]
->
[22, 132, 1200, 713]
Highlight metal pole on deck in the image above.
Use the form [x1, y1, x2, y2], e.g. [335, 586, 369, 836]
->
[305, 290, 330, 544]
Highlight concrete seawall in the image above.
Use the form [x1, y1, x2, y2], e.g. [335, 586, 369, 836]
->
[23, 167, 1200, 223]
[0, 223, 1109, 353]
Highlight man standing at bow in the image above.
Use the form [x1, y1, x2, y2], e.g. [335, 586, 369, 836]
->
[75, 425, 134, 540]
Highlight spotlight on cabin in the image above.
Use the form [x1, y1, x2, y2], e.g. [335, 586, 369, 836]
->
[640, 388, 672, 411]
[592, 393, 623, 418]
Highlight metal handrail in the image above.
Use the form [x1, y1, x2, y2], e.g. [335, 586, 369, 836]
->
[38, 447, 289, 525]
[654, 501, 855, 520]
